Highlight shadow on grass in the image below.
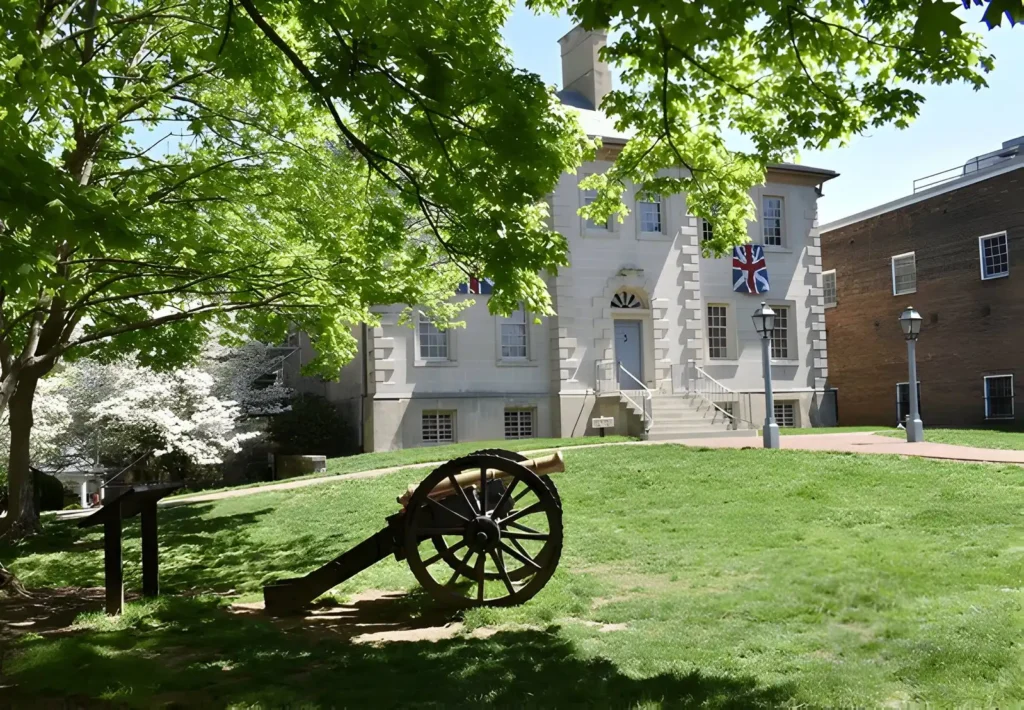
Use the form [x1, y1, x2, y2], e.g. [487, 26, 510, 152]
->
[2, 504, 344, 596]
[3, 595, 796, 708]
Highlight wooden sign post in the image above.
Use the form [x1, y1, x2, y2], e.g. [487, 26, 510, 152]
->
[78, 483, 183, 615]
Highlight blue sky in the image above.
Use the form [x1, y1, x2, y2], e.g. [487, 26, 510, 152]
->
[500, 4, 1024, 224]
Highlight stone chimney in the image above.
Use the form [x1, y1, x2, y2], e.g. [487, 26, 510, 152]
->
[559, 26, 611, 111]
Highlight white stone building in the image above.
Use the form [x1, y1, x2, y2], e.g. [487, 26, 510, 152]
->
[287, 27, 838, 451]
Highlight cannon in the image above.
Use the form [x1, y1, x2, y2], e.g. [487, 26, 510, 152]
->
[263, 449, 565, 614]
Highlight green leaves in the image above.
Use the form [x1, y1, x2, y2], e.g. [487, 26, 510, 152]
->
[539, 0, 1001, 254]
[913, 0, 965, 52]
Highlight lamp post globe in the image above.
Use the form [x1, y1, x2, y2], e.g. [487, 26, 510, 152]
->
[752, 302, 776, 338]
[899, 306, 923, 340]
[899, 306, 924, 442]
[752, 302, 780, 449]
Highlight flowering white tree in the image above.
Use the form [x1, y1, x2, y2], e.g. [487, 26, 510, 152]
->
[2, 342, 291, 480]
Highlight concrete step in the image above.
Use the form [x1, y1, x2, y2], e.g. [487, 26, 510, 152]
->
[650, 419, 735, 430]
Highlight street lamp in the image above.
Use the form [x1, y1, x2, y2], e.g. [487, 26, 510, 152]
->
[899, 306, 924, 442]
[752, 302, 780, 449]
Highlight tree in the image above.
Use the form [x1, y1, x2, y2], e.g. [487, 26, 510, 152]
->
[527, 0, 1016, 249]
[0, 0, 587, 535]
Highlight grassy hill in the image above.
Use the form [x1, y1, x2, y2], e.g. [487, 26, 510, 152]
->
[2, 444, 1022, 706]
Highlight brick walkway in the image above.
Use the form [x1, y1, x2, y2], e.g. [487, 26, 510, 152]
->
[676, 431, 1024, 464]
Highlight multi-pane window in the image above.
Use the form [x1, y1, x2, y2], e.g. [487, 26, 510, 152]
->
[896, 382, 922, 425]
[638, 196, 662, 233]
[701, 219, 714, 243]
[418, 313, 448, 360]
[823, 270, 837, 307]
[979, 232, 1009, 280]
[583, 188, 607, 230]
[504, 408, 535, 439]
[422, 412, 455, 443]
[762, 196, 784, 246]
[500, 306, 528, 360]
[891, 252, 917, 295]
[770, 306, 789, 359]
[707, 305, 728, 359]
[774, 401, 796, 427]
[984, 375, 1014, 420]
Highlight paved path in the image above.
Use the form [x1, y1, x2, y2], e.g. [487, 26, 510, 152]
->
[49, 431, 1024, 520]
[677, 431, 1024, 464]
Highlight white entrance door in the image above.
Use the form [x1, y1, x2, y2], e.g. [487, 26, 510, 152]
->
[614, 320, 642, 388]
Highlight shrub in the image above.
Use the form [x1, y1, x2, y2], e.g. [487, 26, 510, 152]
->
[269, 393, 357, 457]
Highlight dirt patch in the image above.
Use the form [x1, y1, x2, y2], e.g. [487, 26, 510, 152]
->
[575, 619, 629, 633]
[0, 587, 115, 641]
[232, 590, 474, 644]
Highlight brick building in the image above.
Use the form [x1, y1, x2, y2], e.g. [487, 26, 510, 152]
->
[820, 138, 1024, 428]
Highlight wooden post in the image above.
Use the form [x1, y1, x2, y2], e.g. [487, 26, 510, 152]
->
[103, 499, 124, 615]
[141, 500, 159, 597]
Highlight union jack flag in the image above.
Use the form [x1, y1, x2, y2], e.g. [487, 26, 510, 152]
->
[732, 245, 770, 294]
[456, 277, 493, 295]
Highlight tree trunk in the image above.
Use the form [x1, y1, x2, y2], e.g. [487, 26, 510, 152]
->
[2, 375, 40, 538]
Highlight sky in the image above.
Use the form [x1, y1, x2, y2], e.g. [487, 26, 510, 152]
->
[500, 4, 1024, 225]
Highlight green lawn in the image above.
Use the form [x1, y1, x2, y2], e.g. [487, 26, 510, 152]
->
[322, 435, 635, 476]
[3, 445, 1023, 706]
[172, 435, 636, 498]
[879, 427, 1024, 450]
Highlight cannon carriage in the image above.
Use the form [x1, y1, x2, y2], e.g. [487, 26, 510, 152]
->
[263, 449, 565, 614]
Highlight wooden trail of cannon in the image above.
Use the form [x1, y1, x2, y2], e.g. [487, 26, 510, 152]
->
[263, 450, 565, 615]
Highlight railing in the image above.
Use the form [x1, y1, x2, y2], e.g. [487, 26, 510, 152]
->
[912, 146, 1020, 193]
[618, 362, 653, 433]
[680, 360, 755, 430]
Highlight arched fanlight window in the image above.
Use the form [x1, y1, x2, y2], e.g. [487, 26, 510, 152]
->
[611, 291, 644, 309]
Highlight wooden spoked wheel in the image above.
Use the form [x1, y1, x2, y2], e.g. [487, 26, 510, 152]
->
[404, 454, 563, 608]
[429, 450, 560, 582]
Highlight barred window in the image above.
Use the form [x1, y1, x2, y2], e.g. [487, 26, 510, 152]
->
[583, 188, 608, 230]
[500, 306, 528, 360]
[823, 270, 837, 307]
[418, 314, 449, 360]
[701, 219, 714, 243]
[504, 408, 534, 440]
[707, 305, 729, 359]
[762, 196, 784, 246]
[638, 196, 662, 233]
[770, 306, 789, 359]
[891, 252, 917, 295]
[984, 375, 1014, 420]
[774, 401, 796, 427]
[422, 412, 455, 443]
[979, 232, 1009, 280]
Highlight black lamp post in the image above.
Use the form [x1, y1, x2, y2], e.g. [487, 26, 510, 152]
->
[899, 306, 924, 442]
[752, 302, 780, 449]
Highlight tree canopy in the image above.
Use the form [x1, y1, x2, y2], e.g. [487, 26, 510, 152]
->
[531, 0, 1014, 251]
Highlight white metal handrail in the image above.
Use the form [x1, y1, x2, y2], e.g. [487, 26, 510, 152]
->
[685, 360, 755, 429]
[618, 362, 653, 432]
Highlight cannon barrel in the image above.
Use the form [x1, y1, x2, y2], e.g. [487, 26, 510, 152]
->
[398, 451, 564, 506]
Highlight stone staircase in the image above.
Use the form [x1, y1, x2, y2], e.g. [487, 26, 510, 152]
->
[620, 392, 758, 442]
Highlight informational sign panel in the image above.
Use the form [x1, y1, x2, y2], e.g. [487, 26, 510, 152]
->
[591, 416, 615, 429]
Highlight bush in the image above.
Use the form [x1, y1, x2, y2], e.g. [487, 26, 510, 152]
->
[269, 393, 357, 457]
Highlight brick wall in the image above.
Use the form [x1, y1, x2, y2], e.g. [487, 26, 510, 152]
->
[821, 168, 1024, 427]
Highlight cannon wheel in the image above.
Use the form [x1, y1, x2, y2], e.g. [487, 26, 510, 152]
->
[404, 454, 563, 608]
[430, 449, 560, 582]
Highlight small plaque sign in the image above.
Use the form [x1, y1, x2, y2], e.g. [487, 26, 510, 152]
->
[591, 416, 615, 429]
